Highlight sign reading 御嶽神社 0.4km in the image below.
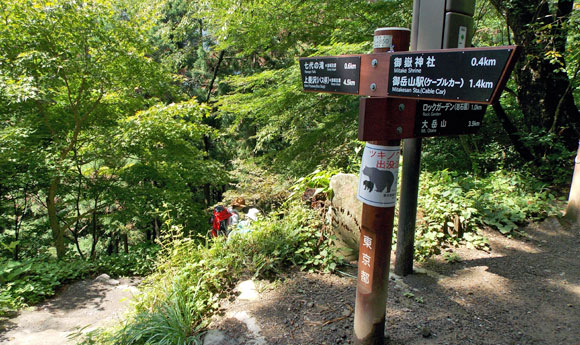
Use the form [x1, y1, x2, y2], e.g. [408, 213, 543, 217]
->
[387, 48, 514, 103]
[299, 46, 520, 105]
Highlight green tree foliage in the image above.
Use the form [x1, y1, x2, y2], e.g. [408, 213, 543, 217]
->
[0, 0, 225, 261]
[218, 44, 367, 176]
[201, 0, 412, 57]
[112, 100, 227, 235]
[488, 0, 579, 157]
[0, 0, 174, 258]
[210, 0, 412, 175]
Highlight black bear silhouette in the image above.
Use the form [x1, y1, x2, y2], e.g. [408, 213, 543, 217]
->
[362, 166, 394, 193]
[363, 180, 374, 192]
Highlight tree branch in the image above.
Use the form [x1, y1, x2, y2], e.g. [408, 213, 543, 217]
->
[551, 64, 580, 133]
[205, 50, 226, 103]
[61, 203, 107, 232]
[492, 101, 537, 163]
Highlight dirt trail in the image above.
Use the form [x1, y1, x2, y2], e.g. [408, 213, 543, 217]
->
[208, 217, 580, 345]
[2, 217, 578, 345]
[0, 275, 140, 345]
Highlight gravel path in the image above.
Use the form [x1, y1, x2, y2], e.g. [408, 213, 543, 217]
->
[207, 217, 580, 344]
[0, 275, 140, 345]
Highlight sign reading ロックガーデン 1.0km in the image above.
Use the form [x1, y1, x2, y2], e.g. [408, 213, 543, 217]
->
[299, 46, 520, 105]
[414, 101, 486, 137]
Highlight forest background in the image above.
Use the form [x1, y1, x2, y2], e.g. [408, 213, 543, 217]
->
[0, 0, 579, 343]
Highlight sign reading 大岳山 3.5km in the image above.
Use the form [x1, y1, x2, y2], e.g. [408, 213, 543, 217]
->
[388, 48, 513, 103]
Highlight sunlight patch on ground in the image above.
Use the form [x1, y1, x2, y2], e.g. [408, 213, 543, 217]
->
[548, 280, 580, 300]
[492, 240, 542, 255]
[438, 266, 513, 301]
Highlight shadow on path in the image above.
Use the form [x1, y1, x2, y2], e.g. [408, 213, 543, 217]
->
[0, 276, 140, 345]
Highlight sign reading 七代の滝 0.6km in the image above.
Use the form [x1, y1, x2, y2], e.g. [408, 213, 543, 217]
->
[388, 48, 513, 103]
[300, 56, 361, 94]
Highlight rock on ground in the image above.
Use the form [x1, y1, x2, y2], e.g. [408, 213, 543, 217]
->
[327, 173, 362, 259]
[206, 217, 580, 345]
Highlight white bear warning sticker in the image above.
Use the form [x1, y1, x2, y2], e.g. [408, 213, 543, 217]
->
[357, 143, 400, 208]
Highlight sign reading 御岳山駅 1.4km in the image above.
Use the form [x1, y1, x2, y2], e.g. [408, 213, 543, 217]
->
[299, 46, 520, 105]
[300, 56, 361, 94]
[388, 48, 514, 103]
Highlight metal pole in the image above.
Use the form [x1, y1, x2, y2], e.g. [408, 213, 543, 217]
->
[394, 137, 422, 275]
[395, 0, 476, 276]
[353, 28, 410, 345]
[393, 0, 425, 277]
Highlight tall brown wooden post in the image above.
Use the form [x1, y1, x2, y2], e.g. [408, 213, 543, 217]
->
[299, 27, 519, 345]
[353, 27, 410, 345]
[565, 141, 580, 224]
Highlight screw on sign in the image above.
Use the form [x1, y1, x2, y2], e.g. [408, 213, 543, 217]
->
[299, 26, 519, 345]
[300, 46, 520, 104]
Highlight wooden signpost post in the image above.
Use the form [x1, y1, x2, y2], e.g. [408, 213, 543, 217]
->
[300, 27, 519, 345]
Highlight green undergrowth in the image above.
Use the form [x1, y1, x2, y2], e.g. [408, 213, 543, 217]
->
[0, 245, 158, 316]
[414, 169, 563, 259]
[79, 203, 342, 345]
[74, 167, 564, 344]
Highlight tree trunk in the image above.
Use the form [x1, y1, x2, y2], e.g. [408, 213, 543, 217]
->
[565, 141, 580, 224]
[90, 195, 99, 259]
[122, 233, 129, 253]
[72, 169, 85, 259]
[13, 203, 19, 261]
[492, 101, 536, 162]
[201, 50, 226, 207]
[490, 0, 580, 151]
[11, 193, 28, 261]
[205, 50, 225, 103]
[114, 236, 119, 254]
[153, 217, 160, 240]
[47, 178, 66, 259]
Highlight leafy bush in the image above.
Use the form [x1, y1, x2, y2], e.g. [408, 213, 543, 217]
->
[87, 203, 342, 344]
[414, 169, 562, 259]
[288, 168, 340, 201]
[92, 245, 160, 277]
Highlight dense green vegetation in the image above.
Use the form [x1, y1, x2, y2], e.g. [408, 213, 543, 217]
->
[77, 203, 340, 345]
[1, 0, 578, 343]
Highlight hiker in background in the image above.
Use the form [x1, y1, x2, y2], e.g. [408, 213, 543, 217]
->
[246, 207, 260, 222]
[229, 205, 262, 239]
[227, 197, 246, 227]
[210, 205, 232, 237]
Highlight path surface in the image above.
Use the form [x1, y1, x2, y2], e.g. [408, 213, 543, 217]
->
[206, 217, 580, 344]
[1, 217, 578, 345]
[0, 275, 140, 345]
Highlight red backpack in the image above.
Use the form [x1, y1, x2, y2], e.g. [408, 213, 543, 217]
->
[210, 206, 232, 237]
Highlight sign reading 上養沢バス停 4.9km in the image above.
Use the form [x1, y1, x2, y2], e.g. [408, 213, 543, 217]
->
[300, 56, 361, 94]
[388, 48, 513, 103]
